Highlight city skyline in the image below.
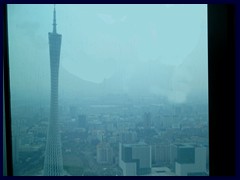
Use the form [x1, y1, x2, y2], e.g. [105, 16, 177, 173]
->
[7, 4, 209, 176]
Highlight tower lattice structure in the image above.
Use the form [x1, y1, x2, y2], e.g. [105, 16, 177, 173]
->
[43, 5, 64, 176]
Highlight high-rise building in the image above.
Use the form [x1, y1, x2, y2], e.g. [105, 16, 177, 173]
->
[96, 142, 113, 164]
[119, 130, 137, 144]
[77, 114, 87, 128]
[143, 112, 152, 129]
[170, 143, 207, 176]
[43, 6, 64, 176]
[119, 142, 152, 176]
[151, 144, 170, 165]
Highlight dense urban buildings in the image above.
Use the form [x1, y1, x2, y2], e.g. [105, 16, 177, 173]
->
[11, 97, 209, 176]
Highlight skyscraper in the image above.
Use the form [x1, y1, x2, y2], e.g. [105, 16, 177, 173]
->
[43, 6, 64, 176]
[170, 143, 207, 176]
[119, 142, 152, 176]
[96, 142, 113, 164]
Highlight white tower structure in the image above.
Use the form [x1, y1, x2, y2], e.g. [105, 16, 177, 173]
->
[43, 5, 64, 176]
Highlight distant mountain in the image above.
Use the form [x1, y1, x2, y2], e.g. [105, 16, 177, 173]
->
[10, 29, 207, 105]
[100, 60, 175, 97]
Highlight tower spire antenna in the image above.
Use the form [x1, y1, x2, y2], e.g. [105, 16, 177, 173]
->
[53, 4, 57, 33]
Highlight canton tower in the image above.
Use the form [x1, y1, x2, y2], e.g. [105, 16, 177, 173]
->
[43, 5, 64, 176]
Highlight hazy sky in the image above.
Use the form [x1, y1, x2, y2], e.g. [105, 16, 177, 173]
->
[8, 4, 208, 103]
